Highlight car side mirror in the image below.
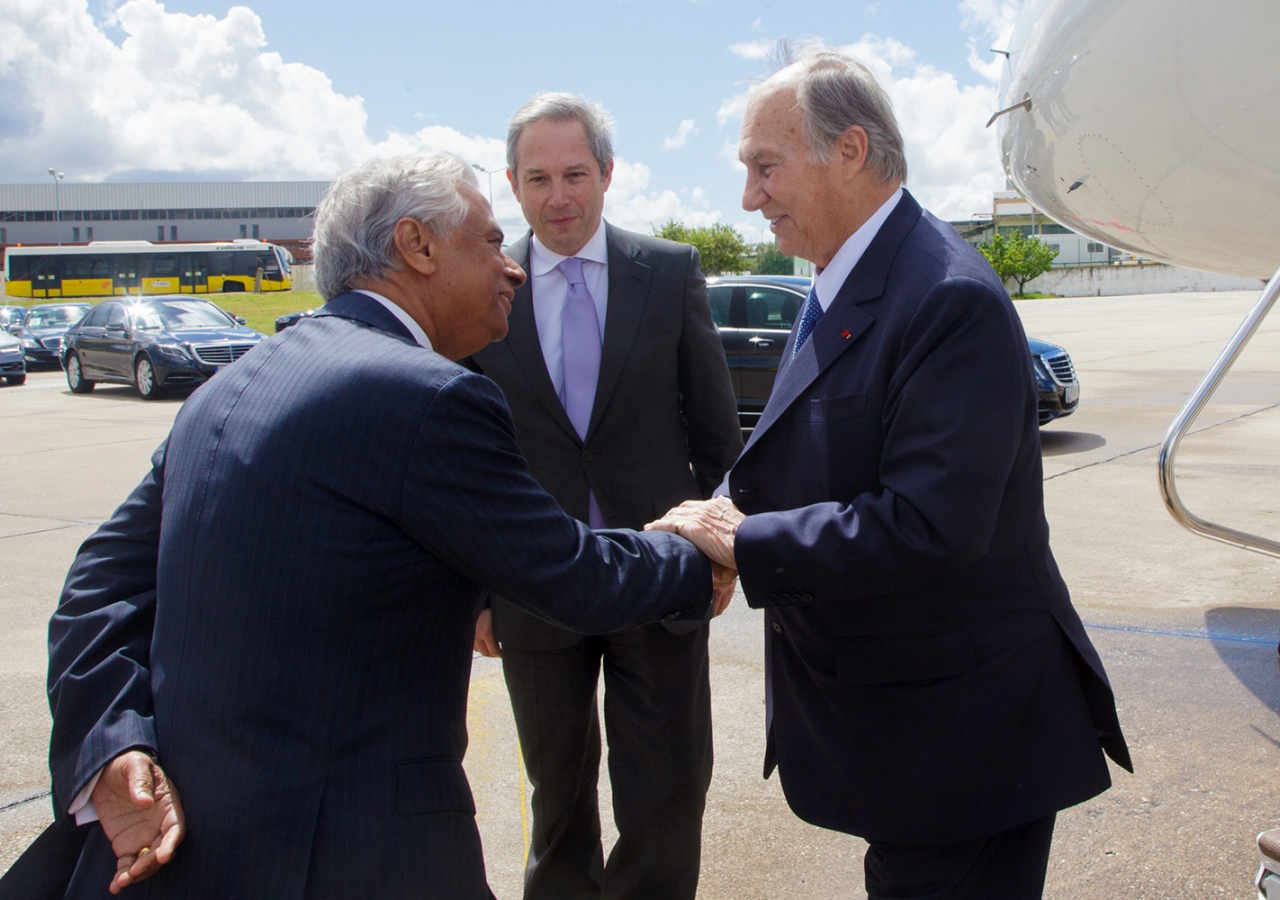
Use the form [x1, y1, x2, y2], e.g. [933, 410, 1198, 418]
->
[234, 315, 247, 325]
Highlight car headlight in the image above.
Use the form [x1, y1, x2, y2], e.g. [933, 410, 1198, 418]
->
[1030, 354, 1052, 383]
[154, 343, 192, 362]
[21, 337, 39, 349]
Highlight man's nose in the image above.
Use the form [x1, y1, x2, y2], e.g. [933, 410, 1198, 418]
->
[504, 254, 527, 288]
[742, 176, 765, 212]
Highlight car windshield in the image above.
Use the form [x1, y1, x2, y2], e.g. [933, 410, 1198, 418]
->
[133, 302, 234, 331]
[26, 307, 87, 328]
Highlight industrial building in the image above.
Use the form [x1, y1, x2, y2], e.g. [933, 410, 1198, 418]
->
[0, 181, 328, 261]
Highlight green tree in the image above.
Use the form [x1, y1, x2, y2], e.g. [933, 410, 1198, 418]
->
[653, 220, 750, 275]
[977, 230, 1059, 297]
[753, 241, 795, 275]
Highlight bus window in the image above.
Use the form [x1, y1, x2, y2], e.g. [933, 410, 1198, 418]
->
[63, 256, 111, 279]
[142, 254, 180, 278]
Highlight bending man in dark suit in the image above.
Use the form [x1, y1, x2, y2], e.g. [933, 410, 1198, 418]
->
[651, 48, 1132, 900]
[40, 152, 725, 899]
[467, 93, 741, 900]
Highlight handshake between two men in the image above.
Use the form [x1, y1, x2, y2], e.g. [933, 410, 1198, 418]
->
[471, 496, 744, 660]
[648, 496, 745, 619]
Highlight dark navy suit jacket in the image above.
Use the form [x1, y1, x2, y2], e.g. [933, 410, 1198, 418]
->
[45, 292, 711, 899]
[730, 192, 1131, 845]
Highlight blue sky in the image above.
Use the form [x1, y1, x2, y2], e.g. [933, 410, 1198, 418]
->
[4, 0, 1021, 241]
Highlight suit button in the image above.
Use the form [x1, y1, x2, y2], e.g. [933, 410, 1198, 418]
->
[582, 450, 594, 461]
[802, 593, 814, 604]
[771, 621, 783, 634]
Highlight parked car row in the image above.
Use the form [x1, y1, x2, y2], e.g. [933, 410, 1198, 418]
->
[273, 278, 1081, 429]
[704, 275, 1080, 430]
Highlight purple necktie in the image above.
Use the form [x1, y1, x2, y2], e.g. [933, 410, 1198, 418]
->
[557, 257, 605, 528]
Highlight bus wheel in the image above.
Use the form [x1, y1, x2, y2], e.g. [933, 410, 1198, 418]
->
[134, 355, 165, 400]
[66, 354, 94, 393]
[222, 281, 244, 292]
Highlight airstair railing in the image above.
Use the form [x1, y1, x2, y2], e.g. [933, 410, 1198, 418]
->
[1157, 262, 1280, 558]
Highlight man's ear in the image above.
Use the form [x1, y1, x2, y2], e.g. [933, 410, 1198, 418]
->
[506, 168, 521, 202]
[837, 125, 870, 178]
[393, 217, 437, 276]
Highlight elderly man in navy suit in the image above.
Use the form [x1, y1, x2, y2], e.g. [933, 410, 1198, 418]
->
[652, 48, 1131, 900]
[37, 152, 726, 899]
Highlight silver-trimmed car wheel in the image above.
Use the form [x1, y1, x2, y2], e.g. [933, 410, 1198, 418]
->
[66, 353, 94, 394]
[134, 355, 163, 400]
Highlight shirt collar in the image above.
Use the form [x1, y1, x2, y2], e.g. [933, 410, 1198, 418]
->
[529, 219, 609, 276]
[813, 186, 903, 311]
[353, 289, 433, 350]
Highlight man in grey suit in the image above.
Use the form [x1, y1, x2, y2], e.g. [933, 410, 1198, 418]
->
[468, 93, 742, 900]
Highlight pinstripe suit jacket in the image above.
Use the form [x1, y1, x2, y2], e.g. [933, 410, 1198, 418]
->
[46, 292, 711, 899]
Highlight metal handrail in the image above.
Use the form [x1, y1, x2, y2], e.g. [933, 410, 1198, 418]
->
[1157, 262, 1280, 558]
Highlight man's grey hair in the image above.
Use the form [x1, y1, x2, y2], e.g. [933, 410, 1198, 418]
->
[765, 44, 907, 185]
[313, 153, 479, 300]
[506, 92, 615, 178]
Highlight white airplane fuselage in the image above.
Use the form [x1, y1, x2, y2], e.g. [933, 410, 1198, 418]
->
[996, 0, 1280, 278]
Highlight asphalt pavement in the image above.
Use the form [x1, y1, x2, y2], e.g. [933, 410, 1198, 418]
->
[2, 289, 1279, 898]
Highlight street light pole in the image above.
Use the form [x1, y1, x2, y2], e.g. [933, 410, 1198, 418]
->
[47, 168, 64, 245]
[470, 163, 502, 207]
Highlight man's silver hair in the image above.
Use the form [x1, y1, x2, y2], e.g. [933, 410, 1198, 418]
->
[506, 92, 615, 178]
[765, 43, 907, 185]
[313, 153, 479, 300]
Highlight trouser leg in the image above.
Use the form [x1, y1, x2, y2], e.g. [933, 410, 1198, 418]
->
[864, 812, 1057, 900]
[599, 624, 713, 900]
[501, 640, 606, 900]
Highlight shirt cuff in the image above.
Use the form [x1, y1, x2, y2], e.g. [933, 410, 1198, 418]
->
[68, 768, 103, 825]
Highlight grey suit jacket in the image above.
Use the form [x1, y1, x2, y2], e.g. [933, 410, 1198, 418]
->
[470, 224, 741, 647]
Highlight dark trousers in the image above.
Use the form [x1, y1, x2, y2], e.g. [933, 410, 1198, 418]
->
[864, 813, 1057, 900]
[500, 624, 712, 900]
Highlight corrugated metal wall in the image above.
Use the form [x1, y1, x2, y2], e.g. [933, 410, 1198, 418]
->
[0, 182, 329, 211]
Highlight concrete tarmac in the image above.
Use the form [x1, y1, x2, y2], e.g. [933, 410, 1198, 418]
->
[2, 290, 1279, 898]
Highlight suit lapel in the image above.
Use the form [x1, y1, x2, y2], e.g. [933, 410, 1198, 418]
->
[502, 233, 582, 441]
[737, 191, 923, 458]
[591, 224, 649, 437]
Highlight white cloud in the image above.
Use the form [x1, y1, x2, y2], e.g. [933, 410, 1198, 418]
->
[604, 159, 720, 233]
[663, 119, 697, 150]
[749, 17, 763, 33]
[960, 0, 1022, 81]
[0, 0, 736, 240]
[728, 39, 773, 61]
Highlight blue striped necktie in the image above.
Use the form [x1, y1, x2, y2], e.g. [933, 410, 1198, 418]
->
[792, 286, 824, 358]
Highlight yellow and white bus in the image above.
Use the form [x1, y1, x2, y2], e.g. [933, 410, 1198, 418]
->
[4, 240, 293, 298]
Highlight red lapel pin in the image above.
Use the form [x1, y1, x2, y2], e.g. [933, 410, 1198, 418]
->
[841, 329, 851, 339]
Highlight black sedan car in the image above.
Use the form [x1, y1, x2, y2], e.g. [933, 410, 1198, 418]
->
[61, 297, 265, 399]
[706, 275, 1079, 430]
[13, 303, 92, 366]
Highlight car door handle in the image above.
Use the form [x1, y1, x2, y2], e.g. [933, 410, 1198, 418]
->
[748, 336, 774, 346]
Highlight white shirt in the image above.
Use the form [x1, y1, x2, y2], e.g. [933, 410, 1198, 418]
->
[528, 221, 609, 398]
[812, 187, 904, 312]
[354, 289, 433, 350]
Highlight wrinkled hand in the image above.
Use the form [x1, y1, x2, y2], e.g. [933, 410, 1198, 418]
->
[646, 496, 744, 571]
[711, 562, 737, 616]
[92, 750, 185, 894]
[474, 607, 501, 658]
